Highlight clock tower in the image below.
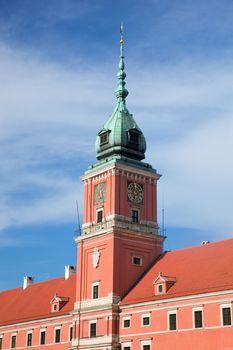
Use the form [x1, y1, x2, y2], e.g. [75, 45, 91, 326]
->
[73, 32, 165, 350]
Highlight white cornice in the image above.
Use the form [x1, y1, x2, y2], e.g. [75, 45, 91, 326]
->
[81, 161, 160, 182]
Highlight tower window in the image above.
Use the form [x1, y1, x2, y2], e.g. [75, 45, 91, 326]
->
[27, 333, 32, 347]
[132, 256, 142, 266]
[0, 337, 2, 350]
[128, 130, 140, 144]
[90, 322, 97, 337]
[100, 132, 108, 145]
[92, 283, 99, 299]
[131, 209, 139, 223]
[97, 209, 103, 223]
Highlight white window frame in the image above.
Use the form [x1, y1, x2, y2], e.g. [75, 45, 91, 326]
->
[96, 208, 103, 223]
[92, 281, 100, 299]
[0, 335, 3, 350]
[141, 313, 151, 327]
[122, 341, 132, 350]
[131, 208, 140, 223]
[132, 255, 142, 266]
[141, 339, 152, 350]
[122, 316, 131, 329]
[54, 326, 61, 344]
[11, 333, 17, 349]
[220, 303, 232, 327]
[40, 328, 46, 345]
[89, 320, 97, 337]
[157, 284, 163, 293]
[193, 307, 204, 329]
[167, 310, 177, 331]
[26, 331, 33, 347]
[69, 324, 73, 341]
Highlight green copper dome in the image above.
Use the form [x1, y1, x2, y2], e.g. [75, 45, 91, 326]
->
[95, 35, 146, 161]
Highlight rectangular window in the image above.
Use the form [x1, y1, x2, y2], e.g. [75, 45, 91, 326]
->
[132, 209, 139, 223]
[97, 209, 103, 223]
[129, 131, 139, 144]
[124, 347, 131, 350]
[55, 329, 61, 343]
[158, 284, 163, 293]
[123, 318, 131, 328]
[143, 345, 150, 350]
[11, 335, 16, 349]
[92, 284, 99, 299]
[142, 314, 150, 326]
[132, 256, 142, 266]
[0, 337, 3, 350]
[194, 310, 203, 328]
[100, 132, 108, 145]
[40, 331, 46, 345]
[90, 323, 96, 338]
[222, 307, 232, 326]
[169, 313, 177, 330]
[69, 326, 73, 341]
[27, 333, 32, 347]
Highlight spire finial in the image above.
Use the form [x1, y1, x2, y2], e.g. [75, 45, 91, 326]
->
[120, 23, 124, 45]
[114, 23, 128, 106]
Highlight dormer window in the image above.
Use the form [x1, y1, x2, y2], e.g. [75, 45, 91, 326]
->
[98, 129, 110, 146]
[158, 284, 163, 293]
[153, 272, 176, 295]
[50, 293, 69, 313]
[100, 132, 108, 145]
[127, 128, 141, 146]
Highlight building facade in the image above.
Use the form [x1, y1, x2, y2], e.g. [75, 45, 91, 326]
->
[1, 34, 233, 350]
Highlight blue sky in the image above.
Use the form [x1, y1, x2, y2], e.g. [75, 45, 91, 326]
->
[1, 0, 233, 290]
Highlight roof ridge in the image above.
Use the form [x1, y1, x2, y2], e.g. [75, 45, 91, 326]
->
[0, 274, 76, 294]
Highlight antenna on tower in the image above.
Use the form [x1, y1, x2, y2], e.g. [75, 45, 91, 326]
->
[160, 194, 166, 236]
[75, 200, 81, 235]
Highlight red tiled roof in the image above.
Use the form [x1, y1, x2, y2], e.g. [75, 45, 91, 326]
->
[0, 275, 76, 326]
[122, 238, 233, 305]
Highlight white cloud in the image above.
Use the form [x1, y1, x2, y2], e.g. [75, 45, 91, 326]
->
[0, 41, 233, 245]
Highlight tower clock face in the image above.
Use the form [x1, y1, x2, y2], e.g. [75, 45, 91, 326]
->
[94, 182, 106, 205]
[127, 182, 143, 204]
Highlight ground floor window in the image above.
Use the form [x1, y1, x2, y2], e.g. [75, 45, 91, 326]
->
[11, 335, 16, 349]
[27, 333, 32, 347]
[222, 306, 232, 326]
[90, 322, 97, 337]
[169, 313, 177, 330]
[194, 309, 203, 328]
[55, 328, 61, 343]
[40, 331, 46, 345]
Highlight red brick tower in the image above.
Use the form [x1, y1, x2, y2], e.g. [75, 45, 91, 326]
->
[73, 31, 165, 350]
